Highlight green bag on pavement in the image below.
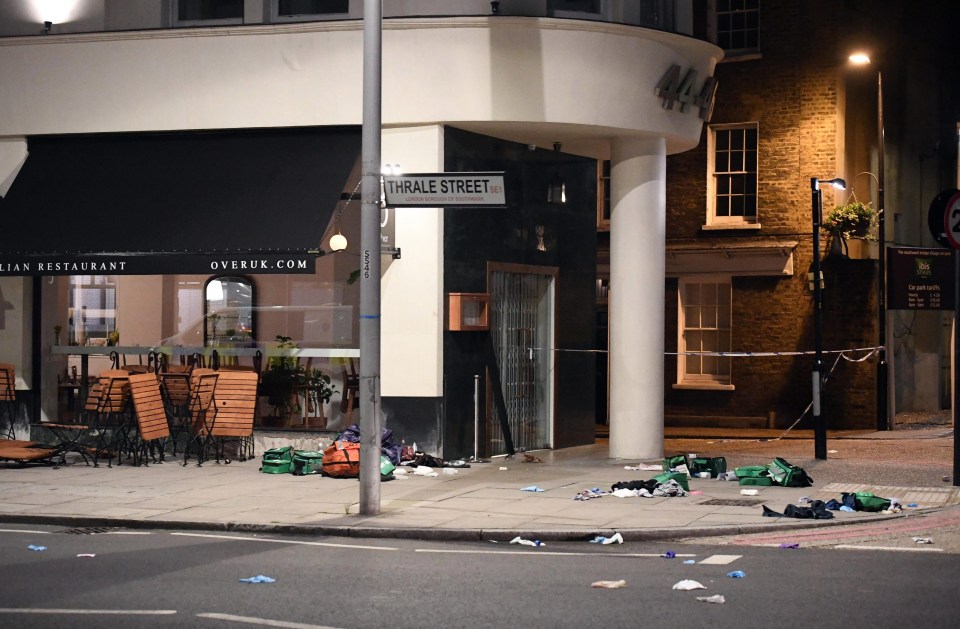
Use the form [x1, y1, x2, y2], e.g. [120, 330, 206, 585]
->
[738, 476, 773, 486]
[652, 471, 689, 492]
[850, 492, 891, 512]
[260, 446, 294, 474]
[292, 450, 325, 476]
[734, 465, 769, 478]
[690, 456, 727, 478]
[662, 454, 689, 472]
[380, 455, 396, 480]
[767, 457, 813, 487]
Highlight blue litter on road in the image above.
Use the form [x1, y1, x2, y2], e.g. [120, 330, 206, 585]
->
[520, 486, 545, 492]
[778, 543, 800, 549]
[27, 545, 47, 552]
[662, 550, 676, 558]
[683, 560, 696, 564]
[727, 571, 746, 578]
[906, 503, 919, 508]
[239, 575, 276, 583]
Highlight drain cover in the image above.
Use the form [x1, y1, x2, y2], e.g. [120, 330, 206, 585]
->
[699, 498, 765, 507]
[59, 526, 116, 535]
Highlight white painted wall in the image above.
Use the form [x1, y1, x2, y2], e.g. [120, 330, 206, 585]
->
[380, 126, 444, 397]
[0, 18, 718, 155]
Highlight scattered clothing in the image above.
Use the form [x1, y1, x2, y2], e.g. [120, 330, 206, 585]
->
[762, 501, 833, 520]
[27, 545, 47, 552]
[574, 488, 608, 501]
[662, 551, 676, 559]
[726, 571, 746, 578]
[509, 536, 544, 547]
[697, 595, 726, 604]
[778, 543, 800, 549]
[623, 463, 662, 471]
[590, 533, 624, 545]
[520, 486, 545, 492]
[912, 537, 933, 544]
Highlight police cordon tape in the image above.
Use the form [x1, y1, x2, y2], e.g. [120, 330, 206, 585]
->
[527, 346, 881, 360]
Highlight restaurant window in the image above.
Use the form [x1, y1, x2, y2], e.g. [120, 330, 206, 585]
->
[69, 276, 117, 345]
[676, 276, 732, 388]
[204, 276, 255, 348]
[176, 0, 244, 24]
[710, 0, 760, 55]
[274, 0, 349, 19]
[707, 123, 758, 227]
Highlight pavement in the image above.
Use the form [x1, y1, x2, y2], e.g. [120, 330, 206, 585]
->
[0, 425, 956, 542]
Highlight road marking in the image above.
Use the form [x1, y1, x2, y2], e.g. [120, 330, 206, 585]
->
[105, 531, 153, 535]
[0, 529, 50, 535]
[414, 549, 696, 558]
[697, 554, 742, 565]
[833, 545, 945, 553]
[170, 532, 398, 551]
[0, 608, 176, 615]
[197, 612, 342, 628]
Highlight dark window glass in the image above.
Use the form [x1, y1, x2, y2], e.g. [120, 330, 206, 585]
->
[551, 0, 602, 12]
[278, 0, 349, 16]
[179, 0, 243, 21]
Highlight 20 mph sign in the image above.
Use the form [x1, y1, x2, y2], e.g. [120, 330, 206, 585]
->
[945, 190, 960, 250]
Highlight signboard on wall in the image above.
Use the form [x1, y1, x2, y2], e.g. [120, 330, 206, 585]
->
[887, 247, 954, 310]
[0, 253, 317, 276]
[382, 172, 506, 208]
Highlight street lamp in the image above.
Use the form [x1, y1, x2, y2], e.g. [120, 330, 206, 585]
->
[849, 51, 888, 431]
[811, 176, 846, 461]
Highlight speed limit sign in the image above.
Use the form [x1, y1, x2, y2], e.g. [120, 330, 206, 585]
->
[945, 191, 960, 250]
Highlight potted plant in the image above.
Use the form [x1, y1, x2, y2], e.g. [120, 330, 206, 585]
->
[824, 200, 878, 258]
[259, 336, 337, 426]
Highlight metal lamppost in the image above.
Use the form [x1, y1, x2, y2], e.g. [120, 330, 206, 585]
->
[811, 176, 846, 461]
[849, 52, 888, 431]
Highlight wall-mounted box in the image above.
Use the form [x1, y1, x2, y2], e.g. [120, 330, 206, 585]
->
[447, 293, 490, 331]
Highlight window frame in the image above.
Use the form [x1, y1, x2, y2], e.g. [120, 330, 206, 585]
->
[675, 275, 734, 390]
[270, 0, 352, 23]
[708, 0, 761, 57]
[171, 0, 244, 27]
[706, 122, 760, 229]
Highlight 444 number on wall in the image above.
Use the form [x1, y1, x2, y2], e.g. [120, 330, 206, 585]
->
[655, 64, 718, 122]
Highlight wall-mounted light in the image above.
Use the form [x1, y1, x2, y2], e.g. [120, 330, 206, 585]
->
[43, 21, 52, 33]
[547, 142, 566, 204]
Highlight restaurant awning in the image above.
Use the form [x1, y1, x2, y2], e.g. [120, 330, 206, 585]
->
[0, 127, 360, 275]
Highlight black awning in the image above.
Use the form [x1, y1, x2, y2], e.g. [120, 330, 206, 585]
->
[0, 127, 359, 275]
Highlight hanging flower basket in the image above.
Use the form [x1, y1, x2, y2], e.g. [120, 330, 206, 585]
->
[824, 200, 877, 241]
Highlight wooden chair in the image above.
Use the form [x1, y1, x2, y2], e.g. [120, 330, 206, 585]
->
[159, 371, 192, 454]
[0, 363, 17, 440]
[45, 370, 130, 468]
[210, 370, 258, 462]
[127, 373, 169, 466]
[182, 368, 218, 466]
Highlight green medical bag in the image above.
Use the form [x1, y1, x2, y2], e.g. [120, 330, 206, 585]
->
[689, 456, 727, 478]
[260, 446, 294, 474]
[292, 450, 325, 476]
[652, 471, 690, 492]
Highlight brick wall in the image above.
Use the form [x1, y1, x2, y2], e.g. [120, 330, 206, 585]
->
[664, 0, 879, 429]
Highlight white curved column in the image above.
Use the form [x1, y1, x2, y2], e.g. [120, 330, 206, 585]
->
[609, 136, 666, 460]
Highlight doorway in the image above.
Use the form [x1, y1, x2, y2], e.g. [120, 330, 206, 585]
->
[487, 264, 556, 455]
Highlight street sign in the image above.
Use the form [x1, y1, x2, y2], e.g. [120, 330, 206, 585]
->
[382, 172, 506, 208]
[930, 188, 960, 248]
[946, 191, 960, 249]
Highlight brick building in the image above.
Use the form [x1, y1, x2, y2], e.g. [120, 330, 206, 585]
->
[597, 0, 960, 431]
